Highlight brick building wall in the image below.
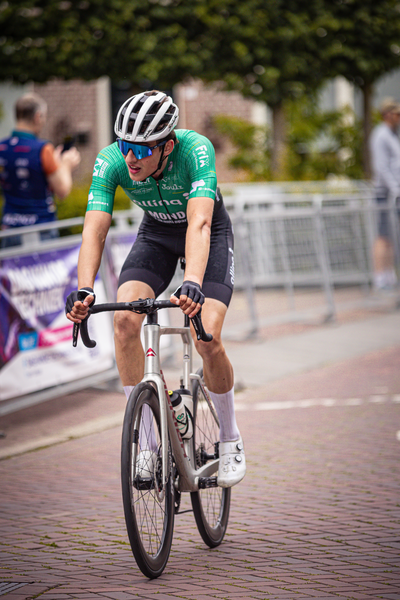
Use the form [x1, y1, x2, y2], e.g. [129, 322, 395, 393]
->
[175, 80, 256, 183]
[33, 79, 100, 183]
[32, 78, 259, 184]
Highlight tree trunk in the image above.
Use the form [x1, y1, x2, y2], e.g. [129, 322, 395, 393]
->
[362, 81, 373, 180]
[271, 102, 288, 180]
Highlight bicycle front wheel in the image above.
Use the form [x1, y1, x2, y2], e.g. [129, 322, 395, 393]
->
[121, 382, 174, 578]
[190, 368, 231, 547]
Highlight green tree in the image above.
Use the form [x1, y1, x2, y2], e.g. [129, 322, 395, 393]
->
[191, 0, 336, 178]
[0, 0, 337, 179]
[326, 0, 400, 177]
[0, 0, 210, 86]
[2, 1, 399, 181]
[213, 98, 364, 182]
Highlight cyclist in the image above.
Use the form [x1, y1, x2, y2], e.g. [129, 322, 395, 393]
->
[65, 90, 245, 488]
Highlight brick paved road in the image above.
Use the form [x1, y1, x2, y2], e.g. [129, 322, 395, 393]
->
[1, 344, 400, 599]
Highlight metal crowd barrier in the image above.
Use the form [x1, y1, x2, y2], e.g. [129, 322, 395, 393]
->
[221, 181, 380, 331]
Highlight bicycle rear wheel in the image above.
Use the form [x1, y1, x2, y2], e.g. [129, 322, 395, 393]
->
[121, 382, 174, 578]
[190, 368, 231, 547]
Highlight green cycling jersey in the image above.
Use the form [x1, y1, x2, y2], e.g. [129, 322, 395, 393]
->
[87, 129, 220, 226]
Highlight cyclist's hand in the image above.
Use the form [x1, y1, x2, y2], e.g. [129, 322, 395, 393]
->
[171, 280, 204, 318]
[65, 287, 95, 323]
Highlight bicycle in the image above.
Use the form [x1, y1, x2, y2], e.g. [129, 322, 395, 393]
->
[73, 291, 231, 578]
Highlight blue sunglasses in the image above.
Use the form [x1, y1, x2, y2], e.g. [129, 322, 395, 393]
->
[117, 138, 167, 159]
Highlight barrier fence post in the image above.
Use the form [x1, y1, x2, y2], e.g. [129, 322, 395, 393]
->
[313, 195, 336, 322]
[233, 206, 259, 339]
[388, 192, 400, 271]
[274, 203, 296, 312]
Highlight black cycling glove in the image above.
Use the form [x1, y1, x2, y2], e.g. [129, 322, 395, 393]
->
[175, 280, 205, 305]
[65, 287, 96, 315]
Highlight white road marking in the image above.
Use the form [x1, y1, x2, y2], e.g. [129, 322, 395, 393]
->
[235, 395, 400, 411]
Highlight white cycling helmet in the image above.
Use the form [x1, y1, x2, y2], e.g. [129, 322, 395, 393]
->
[114, 91, 179, 143]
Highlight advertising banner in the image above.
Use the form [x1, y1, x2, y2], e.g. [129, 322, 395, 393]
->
[105, 231, 137, 296]
[0, 244, 114, 401]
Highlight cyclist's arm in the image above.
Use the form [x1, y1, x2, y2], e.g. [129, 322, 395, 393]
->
[171, 132, 217, 316]
[66, 210, 112, 324]
[78, 210, 112, 289]
[185, 195, 214, 287]
[171, 195, 214, 318]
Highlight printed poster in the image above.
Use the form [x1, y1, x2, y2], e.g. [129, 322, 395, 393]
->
[0, 244, 114, 401]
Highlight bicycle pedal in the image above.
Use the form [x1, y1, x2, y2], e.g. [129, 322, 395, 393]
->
[198, 476, 218, 489]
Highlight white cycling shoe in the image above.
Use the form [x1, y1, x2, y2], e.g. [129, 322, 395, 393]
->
[217, 436, 246, 488]
[136, 449, 157, 479]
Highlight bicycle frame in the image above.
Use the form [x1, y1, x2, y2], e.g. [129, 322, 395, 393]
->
[75, 297, 218, 494]
[142, 318, 219, 493]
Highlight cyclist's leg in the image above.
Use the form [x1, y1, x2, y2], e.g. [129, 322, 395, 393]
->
[114, 280, 158, 453]
[195, 299, 232, 391]
[114, 280, 154, 386]
[114, 225, 180, 386]
[193, 299, 237, 436]
[190, 205, 245, 487]
[114, 226, 181, 451]
[192, 299, 245, 487]
[115, 281, 158, 452]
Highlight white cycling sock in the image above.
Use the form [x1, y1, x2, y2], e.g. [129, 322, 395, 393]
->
[123, 385, 134, 401]
[208, 386, 240, 443]
[123, 385, 157, 451]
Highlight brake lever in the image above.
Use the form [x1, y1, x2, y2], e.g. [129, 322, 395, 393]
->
[190, 309, 213, 342]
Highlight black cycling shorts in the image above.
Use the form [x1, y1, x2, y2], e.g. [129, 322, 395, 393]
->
[118, 204, 234, 306]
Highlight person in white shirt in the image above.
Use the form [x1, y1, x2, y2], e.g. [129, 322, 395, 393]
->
[369, 98, 400, 290]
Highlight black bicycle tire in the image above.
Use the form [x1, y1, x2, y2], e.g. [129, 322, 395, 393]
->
[121, 382, 174, 578]
[190, 368, 231, 547]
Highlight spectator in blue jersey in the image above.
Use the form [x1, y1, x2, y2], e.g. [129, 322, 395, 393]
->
[0, 92, 81, 247]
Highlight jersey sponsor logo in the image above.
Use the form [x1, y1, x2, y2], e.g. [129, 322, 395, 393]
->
[229, 247, 235, 285]
[161, 183, 184, 191]
[14, 146, 31, 153]
[185, 181, 216, 199]
[87, 192, 110, 209]
[190, 179, 206, 194]
[134, 179, 153, 187]
[15, 158, 29, 167]
[93, 158, 109, 178]
[3, 212, 38, 226]
[134, 198, 183, 208]
[195, 145, 209, 168]
[148, 210, 187, 224]
[16, 167, 29, 179]
[132, 186, 152, 195]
